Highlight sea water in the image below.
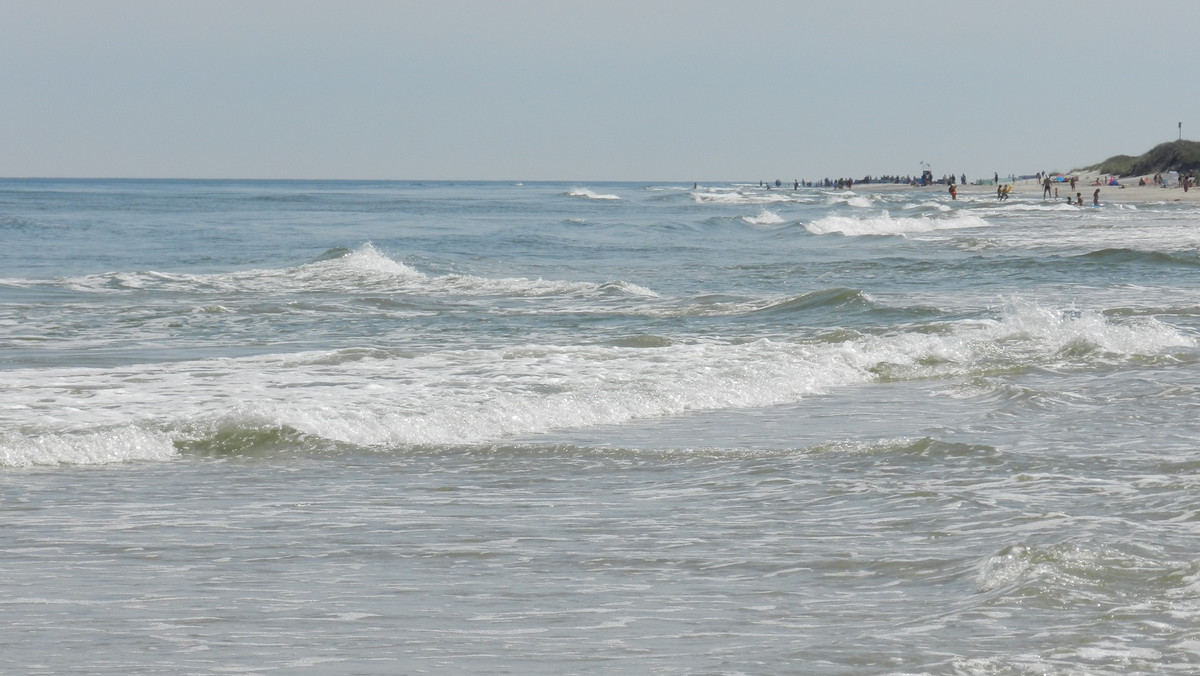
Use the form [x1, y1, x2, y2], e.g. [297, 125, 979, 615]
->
[3, 179, 1200, 674]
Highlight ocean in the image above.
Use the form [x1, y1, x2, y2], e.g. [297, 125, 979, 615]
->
[3, 178, 1200, 674]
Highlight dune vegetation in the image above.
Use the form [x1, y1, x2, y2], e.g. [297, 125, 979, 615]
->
[1082, 140, 1200, 176]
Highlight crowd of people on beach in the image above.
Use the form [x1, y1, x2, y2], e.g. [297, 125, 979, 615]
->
[976, 169, 1195, 205]
[753, 168, 1194, 200]
[760, 177, 918, 189]
[1137, 172, 1194, 191]
[1011, 171, 1100, 205]
[761, 174, 969, 190]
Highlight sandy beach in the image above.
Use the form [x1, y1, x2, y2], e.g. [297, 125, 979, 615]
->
[910, 173, 1200, 204]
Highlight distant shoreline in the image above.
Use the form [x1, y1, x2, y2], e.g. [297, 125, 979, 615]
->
[1, 176, 1196, 203]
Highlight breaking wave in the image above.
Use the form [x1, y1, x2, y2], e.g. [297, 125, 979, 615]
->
[2, 298, 1191, 466]
[9, 244, 660, 300]
[566, 187, 621, 200]
[806, 210, 991, 236]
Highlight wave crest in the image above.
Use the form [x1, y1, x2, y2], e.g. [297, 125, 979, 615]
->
[17, 243, 660, 301]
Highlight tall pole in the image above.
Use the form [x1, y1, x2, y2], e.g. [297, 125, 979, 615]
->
[1180, 122, 1183, 141]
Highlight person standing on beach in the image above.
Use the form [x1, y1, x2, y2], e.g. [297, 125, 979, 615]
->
[1093, 188, 1100, 206]
[1043, 176, 1052, 199]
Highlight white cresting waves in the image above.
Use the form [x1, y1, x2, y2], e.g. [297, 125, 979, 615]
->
[1, 297, 1190, 465]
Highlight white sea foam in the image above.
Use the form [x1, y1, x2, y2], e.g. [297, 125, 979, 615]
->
[974, 201, 1081, 216]
[691, 190, 795, 205]
[0, 425, 177, 467]
[902, 201, 952, 212]
[600, 280, 660, 297]
[805, 210, 990, 236]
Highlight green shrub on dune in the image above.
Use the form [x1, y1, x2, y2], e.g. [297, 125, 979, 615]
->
[1083, 140, 1200, 176]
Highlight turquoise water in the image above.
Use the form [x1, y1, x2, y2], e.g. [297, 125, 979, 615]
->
[3, 179, 1200, 673]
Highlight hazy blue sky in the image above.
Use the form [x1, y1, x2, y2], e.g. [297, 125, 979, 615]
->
[3, 1, 1197, 181]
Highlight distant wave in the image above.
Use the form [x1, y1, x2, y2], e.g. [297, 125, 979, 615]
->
[691, 189, 799, 206]
[566, 187, 620, 200]
[742, 209, 786, 226]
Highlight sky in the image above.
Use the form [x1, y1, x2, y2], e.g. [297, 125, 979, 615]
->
[2, 0, 1198, 182]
